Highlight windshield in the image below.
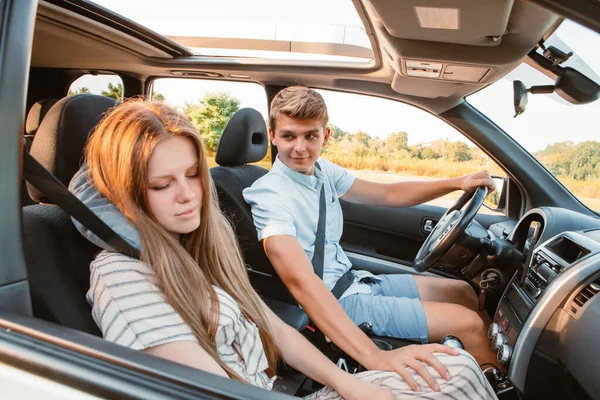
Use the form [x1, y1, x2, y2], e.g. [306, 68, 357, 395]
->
[468, 20, 600, 213]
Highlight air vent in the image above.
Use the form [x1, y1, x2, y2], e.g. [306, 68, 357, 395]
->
[568, 279, 600, 318]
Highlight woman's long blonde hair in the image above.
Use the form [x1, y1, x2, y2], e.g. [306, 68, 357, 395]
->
[85, 99, 279, 379]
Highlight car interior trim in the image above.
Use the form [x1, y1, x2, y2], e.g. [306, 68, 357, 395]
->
[510, 239, 600, 392]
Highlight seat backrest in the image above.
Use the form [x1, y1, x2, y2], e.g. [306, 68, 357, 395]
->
[22, 94, 116, 335]
[211, 108, 296, 304]
[26, 98, 59, 134]
[21, 98, 59, 206]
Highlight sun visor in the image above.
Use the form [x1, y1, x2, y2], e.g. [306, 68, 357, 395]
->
[370, 0, 513, 46]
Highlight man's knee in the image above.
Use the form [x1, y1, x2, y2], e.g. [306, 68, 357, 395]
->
[461, 307, 486, 333]
[424, 302, 486, 340]
[450, 279, 478, 309]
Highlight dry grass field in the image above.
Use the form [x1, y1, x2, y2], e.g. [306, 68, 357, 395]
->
[207, 155, 599, 213]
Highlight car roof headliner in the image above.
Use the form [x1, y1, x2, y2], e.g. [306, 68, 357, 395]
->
[31, 0, 561, 114]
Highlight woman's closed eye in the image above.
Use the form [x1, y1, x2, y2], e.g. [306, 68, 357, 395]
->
[150, 181, 171, 191]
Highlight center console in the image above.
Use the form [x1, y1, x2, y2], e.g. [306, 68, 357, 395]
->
[489, 231, 595, 365]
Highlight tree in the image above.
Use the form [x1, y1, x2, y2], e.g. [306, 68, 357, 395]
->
[329, 124, 348, 139]
[101, 82, 123, 100]
[445, 141, 472, 162]
[570, 141, 600, 180]
[418, 146, 441, 159]
[183, 92, 240, 152]
[386, 131, 409, 150]
[354, 131, 370, 146]
[152, 92, 166, 101]
[68, 86, 91, 96]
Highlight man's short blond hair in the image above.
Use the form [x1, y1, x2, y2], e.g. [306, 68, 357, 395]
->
[269, 86, 329, 131]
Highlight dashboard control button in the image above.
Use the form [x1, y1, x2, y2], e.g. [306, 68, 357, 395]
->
[498, 344, 512, 364]
[492, 333, 505, 350]
[488, 323, 499, 339]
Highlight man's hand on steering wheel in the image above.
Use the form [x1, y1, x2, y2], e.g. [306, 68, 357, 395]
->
[413, 182, 490, 272]
[459, 170, 496, 193]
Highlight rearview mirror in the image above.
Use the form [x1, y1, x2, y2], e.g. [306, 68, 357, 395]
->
[513, 81, 528, 118]
[513, 65, 600, 117]
[513, 81, 555, 118]
[555, 66, 600, 105]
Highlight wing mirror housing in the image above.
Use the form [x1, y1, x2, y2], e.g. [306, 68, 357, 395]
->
[483, 176, 507, 213]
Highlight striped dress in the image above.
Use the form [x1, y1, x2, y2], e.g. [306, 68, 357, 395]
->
[88, 251, 497, 399]
[87, 251, 275, 389]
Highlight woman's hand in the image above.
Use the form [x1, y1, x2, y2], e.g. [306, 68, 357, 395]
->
[335, 376, 396, 400]
[362, 344, 459, 392]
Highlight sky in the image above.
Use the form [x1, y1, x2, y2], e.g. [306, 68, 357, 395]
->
[74, 1, 600, 154]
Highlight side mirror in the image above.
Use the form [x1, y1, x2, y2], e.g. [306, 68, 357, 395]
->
[483, 176, 507, 213]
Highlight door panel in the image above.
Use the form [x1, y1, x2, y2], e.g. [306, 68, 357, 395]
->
[0, 312, 292, 400]
[340, 200, 510, 267]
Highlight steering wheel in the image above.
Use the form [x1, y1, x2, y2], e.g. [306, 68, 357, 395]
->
[413, 186, 488, 273]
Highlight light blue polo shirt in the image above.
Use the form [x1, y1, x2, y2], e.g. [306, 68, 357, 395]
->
[243, 156, 379, 300]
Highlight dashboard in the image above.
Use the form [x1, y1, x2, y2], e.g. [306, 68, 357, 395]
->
[486, 207, 600, 399]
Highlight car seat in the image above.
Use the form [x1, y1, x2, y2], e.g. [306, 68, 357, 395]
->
[22, 96, 307, 335]
[210, 108, 296, 304]
[22, 94, 116, 335]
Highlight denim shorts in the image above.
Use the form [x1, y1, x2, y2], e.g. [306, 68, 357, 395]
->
[339, 274, 428, 343]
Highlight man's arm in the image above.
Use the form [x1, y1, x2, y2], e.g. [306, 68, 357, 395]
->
[257, 298, 395, 399]
[264, 235, 380, 361]
[263, 234, 458, 391]
[341, 170, 495, 207]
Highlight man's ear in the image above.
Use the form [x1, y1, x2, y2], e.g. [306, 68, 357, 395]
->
[323, 126, 331, 146]
[268, 128, 276, 145]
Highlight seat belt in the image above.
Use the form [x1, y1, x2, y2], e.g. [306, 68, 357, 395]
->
[22, 151, 140, 259]
[311, 163, 353, 300]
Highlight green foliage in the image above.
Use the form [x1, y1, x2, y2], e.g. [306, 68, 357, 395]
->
[101, 82, 123, 100]
[321, 126, 599, 211]
[152, 92, 166, 101]
[387, 131, 409, 150]
[68, 86, 91, 96]
[418, 146, 442, 160]
[329, 124, 348, 139]
[444, 141, 472, 162]
[354, 131, 370, 146]
[183, 92, 240, 152]
[535, 141, 600, 180]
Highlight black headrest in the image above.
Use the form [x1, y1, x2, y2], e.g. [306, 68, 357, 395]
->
[28, 94, 116, 203]
[25, 98, 59, 135]
[215, 108, 268, 166]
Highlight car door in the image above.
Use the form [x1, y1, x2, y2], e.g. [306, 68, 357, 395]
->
[341, 201, 509, 269]
[310, 89, 512, 270]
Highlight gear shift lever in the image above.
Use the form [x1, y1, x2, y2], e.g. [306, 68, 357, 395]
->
[441, 335, 464, 350]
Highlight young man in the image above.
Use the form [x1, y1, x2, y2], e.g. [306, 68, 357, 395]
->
[243, 86, 500, 387]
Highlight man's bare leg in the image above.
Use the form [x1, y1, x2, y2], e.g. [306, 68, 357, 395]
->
[414, 275, 479, 310]
[421, 301, 500, 369]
